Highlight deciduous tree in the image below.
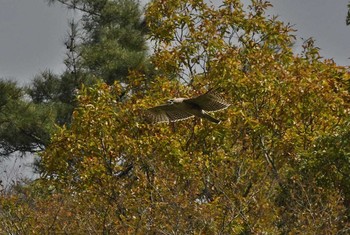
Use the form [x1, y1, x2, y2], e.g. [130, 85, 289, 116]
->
[2, 0, 350, 233]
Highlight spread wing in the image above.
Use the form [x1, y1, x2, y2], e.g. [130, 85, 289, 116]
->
[145, 104, 194, 123]
[184, 89, 230, 112]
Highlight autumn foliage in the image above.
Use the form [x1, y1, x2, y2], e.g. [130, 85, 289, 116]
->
[1, 0, 350, 233]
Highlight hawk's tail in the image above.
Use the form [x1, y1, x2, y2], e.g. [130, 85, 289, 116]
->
[203, 113, 221, 124]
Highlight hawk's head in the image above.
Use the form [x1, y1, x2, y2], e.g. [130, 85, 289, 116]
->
[167, 98, 185, 104]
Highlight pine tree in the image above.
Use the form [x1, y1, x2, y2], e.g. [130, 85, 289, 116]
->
[47, 0, 150, 85]
[0, 80, 55, 157]
[1, 0, 150, 158]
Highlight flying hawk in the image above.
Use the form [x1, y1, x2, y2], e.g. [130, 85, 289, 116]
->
[145, 89, 230, 124]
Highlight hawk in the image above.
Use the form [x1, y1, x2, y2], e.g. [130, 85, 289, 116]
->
[145, 89, 230, 124]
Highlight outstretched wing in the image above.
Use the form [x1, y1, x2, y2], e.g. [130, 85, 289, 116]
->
[185, 89, 230, 112]
[145, 104, 194, 123]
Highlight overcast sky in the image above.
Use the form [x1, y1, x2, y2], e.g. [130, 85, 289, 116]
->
[0, 0, 349, 85]
[270, 0, 350, 65]
[0, 0, 72, 85]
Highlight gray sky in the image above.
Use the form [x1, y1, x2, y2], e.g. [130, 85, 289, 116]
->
[0, 0, 349, 85]
[270, 0, 350, 66]
[0, 0, 72, 85]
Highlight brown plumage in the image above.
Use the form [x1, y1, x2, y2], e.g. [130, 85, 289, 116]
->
[145, 89, 230, 124]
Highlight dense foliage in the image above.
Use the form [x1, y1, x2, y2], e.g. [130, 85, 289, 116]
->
[1, 0, 350, 233]
[0, 0, 149, 157]
[0, 80, 55, 156]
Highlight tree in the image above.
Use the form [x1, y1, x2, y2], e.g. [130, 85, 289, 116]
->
[1, 0, 350, 233]
[3, 0, 151, 156]
[0, 80, 56, 157]
[47, 0, 150, 85]
[347, 1, 350, 25]
[26, 0, 151, 128]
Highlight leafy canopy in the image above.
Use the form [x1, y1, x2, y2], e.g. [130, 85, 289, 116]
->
[2, 0, 350, 234]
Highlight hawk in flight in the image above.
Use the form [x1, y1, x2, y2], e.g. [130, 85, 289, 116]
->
[145, 89, 230, 124]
